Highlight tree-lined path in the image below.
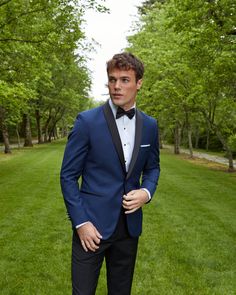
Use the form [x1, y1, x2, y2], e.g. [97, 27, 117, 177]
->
[0, 1, 235, 294]
[0, 141, 235, 294]
[164, 144, 236, 167]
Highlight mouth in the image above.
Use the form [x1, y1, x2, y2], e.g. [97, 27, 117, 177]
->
[112, 93, 123, 98]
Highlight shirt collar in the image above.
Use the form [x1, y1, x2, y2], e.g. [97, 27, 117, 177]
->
[109, 99, 136, 119]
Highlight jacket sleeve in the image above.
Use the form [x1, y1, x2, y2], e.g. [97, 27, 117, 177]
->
[60, 114, 90, 228]
[141, 120, 160, 198]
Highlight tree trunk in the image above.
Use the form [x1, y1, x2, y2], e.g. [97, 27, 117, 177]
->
[202, 110, 234, 171]
[35, 109, 43, 144]
[55, 126, 59, 139]
[48, 109, 65, 142]
[61, 124, 68, 138]
[194, 126, 200, 149]
[206, 127, 210, 151]
[23, 114, 33, 147]
[16, 124, 21, 148]
[188, 128, 193, 158]
[226, 152, 235, 172]
[48, 124, 57, 142]
[159, 129, 163, 149]
[61, 123, 68, 138]
[185, 110, 193, 158]
[174, 122, 180, 154]
[48, 129, 52, 142]
[49, 123, 56, 142]
[0, 106, 11, 153]
[43, 114, 52, 142]
[215, 129, 235, 172]
[2, 124, 11, 153]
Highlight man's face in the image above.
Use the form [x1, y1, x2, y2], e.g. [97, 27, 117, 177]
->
[108, 69, 142, 110]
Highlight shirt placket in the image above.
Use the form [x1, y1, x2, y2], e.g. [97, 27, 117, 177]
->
[122, 116, 131, 172]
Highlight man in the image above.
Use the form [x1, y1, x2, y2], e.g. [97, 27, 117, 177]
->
[60, 52, 160, 295]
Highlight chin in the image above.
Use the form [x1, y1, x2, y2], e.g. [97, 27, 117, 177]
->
[111, 98, 125, 106]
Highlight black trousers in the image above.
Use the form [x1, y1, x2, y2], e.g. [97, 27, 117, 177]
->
[72, 210, 139, 295]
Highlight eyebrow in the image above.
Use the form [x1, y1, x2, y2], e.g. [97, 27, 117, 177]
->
[108, 75, 130, 79]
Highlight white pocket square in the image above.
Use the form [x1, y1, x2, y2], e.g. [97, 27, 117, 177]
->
[140, 144, 151, 147]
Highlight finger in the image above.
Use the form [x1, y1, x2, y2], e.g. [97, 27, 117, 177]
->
[123, 194, 128, 200]
[81, 240, 88, 252]
[123, 198, 137, 204]
[86, 240, 99, 252]
[126, 190, 136, 196]
[124, 207, 138, 214]
[90, 241, 100, 251]
[123, 194, 133, 201]
[122, 203, 134, 210]
[93, 236, 101, 244]
[123, 199, 137, 207]
[91, 233, 101, 245]
[84, 240, 93, 252]
[122, 203, 137, 212]
[94, 228, 102, 239]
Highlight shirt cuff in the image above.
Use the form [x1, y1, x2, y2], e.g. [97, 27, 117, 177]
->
[141, 188, 151, 202]
[75, 221, 89, 229]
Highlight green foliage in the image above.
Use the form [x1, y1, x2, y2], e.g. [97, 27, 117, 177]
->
[0, 80, 35, 125]
[128, 0, 236, 167]
[0, 0, 107, 145]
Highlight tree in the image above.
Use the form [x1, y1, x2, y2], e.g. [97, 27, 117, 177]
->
[0, 0, 107, 152]
[0, 81, 35, 152]
[128, 0, 236, 170]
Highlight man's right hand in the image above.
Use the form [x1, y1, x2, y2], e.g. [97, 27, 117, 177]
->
[77, 222, 102, 252]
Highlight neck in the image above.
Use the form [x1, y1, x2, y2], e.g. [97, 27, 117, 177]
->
[110, 99, 136, 111]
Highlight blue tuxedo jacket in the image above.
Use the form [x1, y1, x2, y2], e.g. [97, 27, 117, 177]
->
[60, 101, 160, 239]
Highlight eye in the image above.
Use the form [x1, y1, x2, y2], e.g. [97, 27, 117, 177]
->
[109, 77, 116, 83]
[122, 78, 130, 83]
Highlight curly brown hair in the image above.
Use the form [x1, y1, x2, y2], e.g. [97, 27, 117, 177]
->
[106, 52, 144, 82]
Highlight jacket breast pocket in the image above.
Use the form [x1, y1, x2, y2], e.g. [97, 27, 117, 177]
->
[138, 144, 151, 162]
[139, 144, 151, 154]
[140, 144, 151, 148]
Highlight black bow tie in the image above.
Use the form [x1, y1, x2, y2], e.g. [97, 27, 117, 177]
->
[116, 107, 135, 120]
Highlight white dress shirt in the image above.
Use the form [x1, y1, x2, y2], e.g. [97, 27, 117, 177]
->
[109, 99, 135, 172]
[109, 99, 151, 200]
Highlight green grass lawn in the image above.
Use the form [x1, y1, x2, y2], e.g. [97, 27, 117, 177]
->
[0, 141, 235, 295]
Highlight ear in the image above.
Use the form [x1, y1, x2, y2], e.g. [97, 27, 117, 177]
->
[136, 79, 143, 90]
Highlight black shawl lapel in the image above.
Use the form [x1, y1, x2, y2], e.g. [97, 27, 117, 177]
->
[103, 101, 126, 174]
[126, 109, 143, 179]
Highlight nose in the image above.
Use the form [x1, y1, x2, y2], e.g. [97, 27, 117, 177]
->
[114, 80, 121, 90]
